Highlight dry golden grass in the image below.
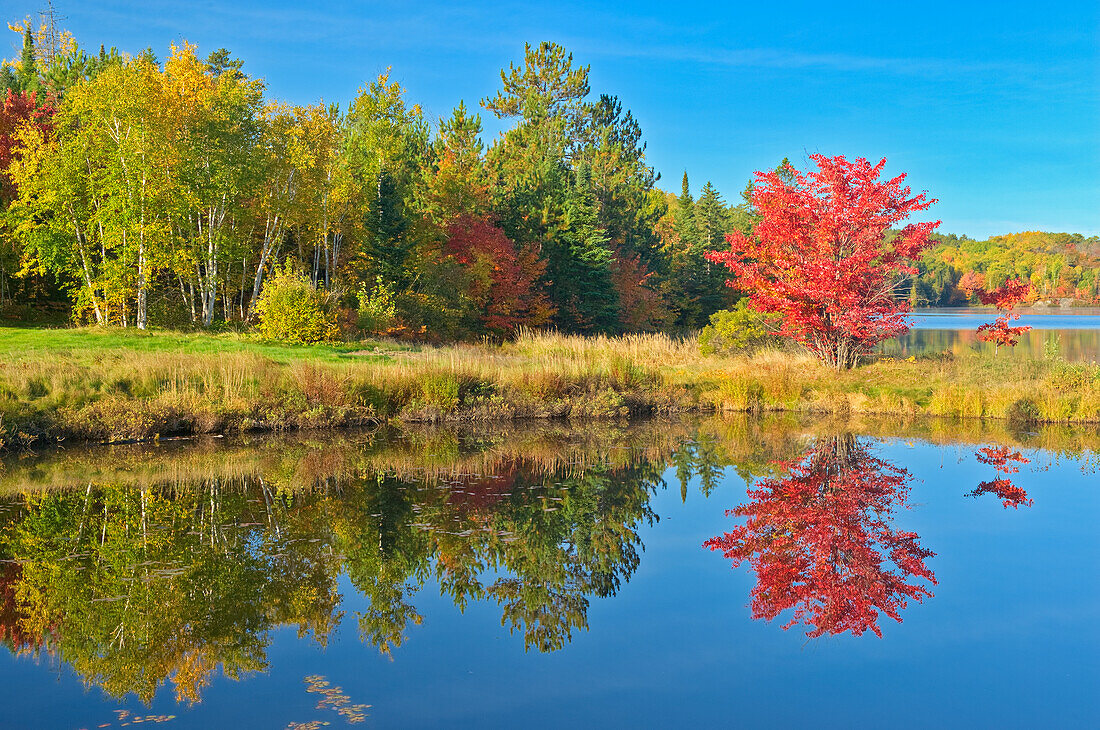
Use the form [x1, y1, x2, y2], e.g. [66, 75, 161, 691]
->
[0, 326, 1096, 448]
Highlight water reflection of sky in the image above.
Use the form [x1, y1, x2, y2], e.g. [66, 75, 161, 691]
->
[0, 425, 1096, 728]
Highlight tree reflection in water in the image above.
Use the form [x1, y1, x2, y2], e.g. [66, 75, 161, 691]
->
[967, 446, 1033, 508]
[705, 435, 937, 638]
[0, 440, 663, 703]
[0, 417, 1061, 707]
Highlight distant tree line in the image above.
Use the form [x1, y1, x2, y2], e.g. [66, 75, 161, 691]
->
[910, 231, 1100, 307]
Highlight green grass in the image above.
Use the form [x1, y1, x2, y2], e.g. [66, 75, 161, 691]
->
[0, 326, 408, 363]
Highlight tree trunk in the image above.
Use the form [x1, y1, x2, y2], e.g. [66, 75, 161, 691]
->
[136, 232, 147, 330]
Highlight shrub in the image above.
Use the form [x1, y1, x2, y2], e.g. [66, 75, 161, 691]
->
[253, 263, 340, 344]
[699, 301, 782, 355]
[357, 276, 400, 336]
[1006, 397, 1040, 424]
[418, 373, 461, 410]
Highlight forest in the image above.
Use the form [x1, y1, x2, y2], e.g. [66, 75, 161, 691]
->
[0, 15, 752, 338]
[3, 14, 1095, 345]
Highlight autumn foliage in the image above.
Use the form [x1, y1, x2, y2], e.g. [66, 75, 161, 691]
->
[967, 446, 1033, 508]
[707, 155, 938, 369]
[0, 89, 55, 202]
[968, 279, 1033, 349]
[705, 435, 936, 637]
[443, 214, 553, 336]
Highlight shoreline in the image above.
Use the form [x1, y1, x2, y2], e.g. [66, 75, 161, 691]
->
[0, 327, 1098, 452]
[3, 411, 1099, 493]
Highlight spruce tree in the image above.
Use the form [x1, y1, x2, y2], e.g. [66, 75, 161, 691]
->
[695, 182, 727, 249]
[673, 172, 697, 248]
[552, 164, 618, 332]
[16, 28, 40, 93]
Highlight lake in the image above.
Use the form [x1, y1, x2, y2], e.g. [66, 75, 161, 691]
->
[884, 307, 1100, 360]
[0, 417, 1095, 728]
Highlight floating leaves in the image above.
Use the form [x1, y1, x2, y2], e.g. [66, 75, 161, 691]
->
[286, 674, 370, 728]
[83, 708, 177, 728]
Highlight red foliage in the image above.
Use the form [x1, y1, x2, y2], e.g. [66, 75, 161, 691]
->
[973, 279, 1032, 348]
[969, 479, 1033, 509]
[0, 563, 44, 655]
[0, 89, 56, 203]
[977, 279, 1031, 309]
[444, 214, 554, 336]
[968, 446, 1032, 508]
[706, 155, 938, 369]
[610, 251, 666, 330]
[704, 435, 936, 637]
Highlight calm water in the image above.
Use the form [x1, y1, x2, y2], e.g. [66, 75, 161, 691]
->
[0, 418, 1096, 728]
[886, 307, 1100, 360]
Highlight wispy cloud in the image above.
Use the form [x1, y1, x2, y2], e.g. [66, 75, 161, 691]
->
[587, 42, 1023, 79]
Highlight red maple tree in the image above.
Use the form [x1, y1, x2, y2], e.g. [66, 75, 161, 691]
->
[444, 213, 554, 337]
[971, 279, 1032, 349]
[706, 155, 938, 369]
[610, 251, 666, 330]
[705, 435, 936, 637]
[0, 89, 56, 203]
[967, 445, 1032, 508]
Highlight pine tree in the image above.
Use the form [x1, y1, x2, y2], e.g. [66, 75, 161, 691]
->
[674, 172, 697, 248]
[16, 28, 40, 93]
[552, 164, 619, 332]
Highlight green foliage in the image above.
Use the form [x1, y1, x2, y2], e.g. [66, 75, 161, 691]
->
[8, 18, 1097, 347]
[253, 262, 340, 344]
[1006, 397, 1040, 424]
[658, 173, 747, 329]
[16, 28, 39, 93]
[357, 276, 399, 335]
[698, 301, 782, 355]
[1043, 333, 1062, 362]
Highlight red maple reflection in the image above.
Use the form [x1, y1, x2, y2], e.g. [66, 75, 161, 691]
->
[967, 446, 1032, 508]
[704, 435, 936, 638]
[445, 468, 518, 515]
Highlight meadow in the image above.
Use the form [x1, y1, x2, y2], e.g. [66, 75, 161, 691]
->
[0, 325, 1096, 449]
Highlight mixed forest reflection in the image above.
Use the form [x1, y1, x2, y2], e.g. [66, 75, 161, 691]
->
[0, 416, 1092, 705]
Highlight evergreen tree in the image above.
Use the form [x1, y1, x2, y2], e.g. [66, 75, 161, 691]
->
[674, 172, 697, 247]
[695, 181, 727, 249]
[551, 164, 618, 332]
[16, 28, 40, 93]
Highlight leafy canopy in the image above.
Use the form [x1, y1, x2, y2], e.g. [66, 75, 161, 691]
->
[708, 155, 939, 369]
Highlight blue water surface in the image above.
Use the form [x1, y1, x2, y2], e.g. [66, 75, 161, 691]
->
[0, 424, 1095, 729]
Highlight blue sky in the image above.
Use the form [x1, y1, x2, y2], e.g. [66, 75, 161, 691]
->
[29, 0, 1100, 238]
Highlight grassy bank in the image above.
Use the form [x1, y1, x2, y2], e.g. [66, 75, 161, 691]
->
[0, 325, 1097, 448]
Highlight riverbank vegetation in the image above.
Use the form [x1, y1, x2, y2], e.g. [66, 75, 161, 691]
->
[0, 327, 1099, 449]
[0, 8, 1098, 448]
